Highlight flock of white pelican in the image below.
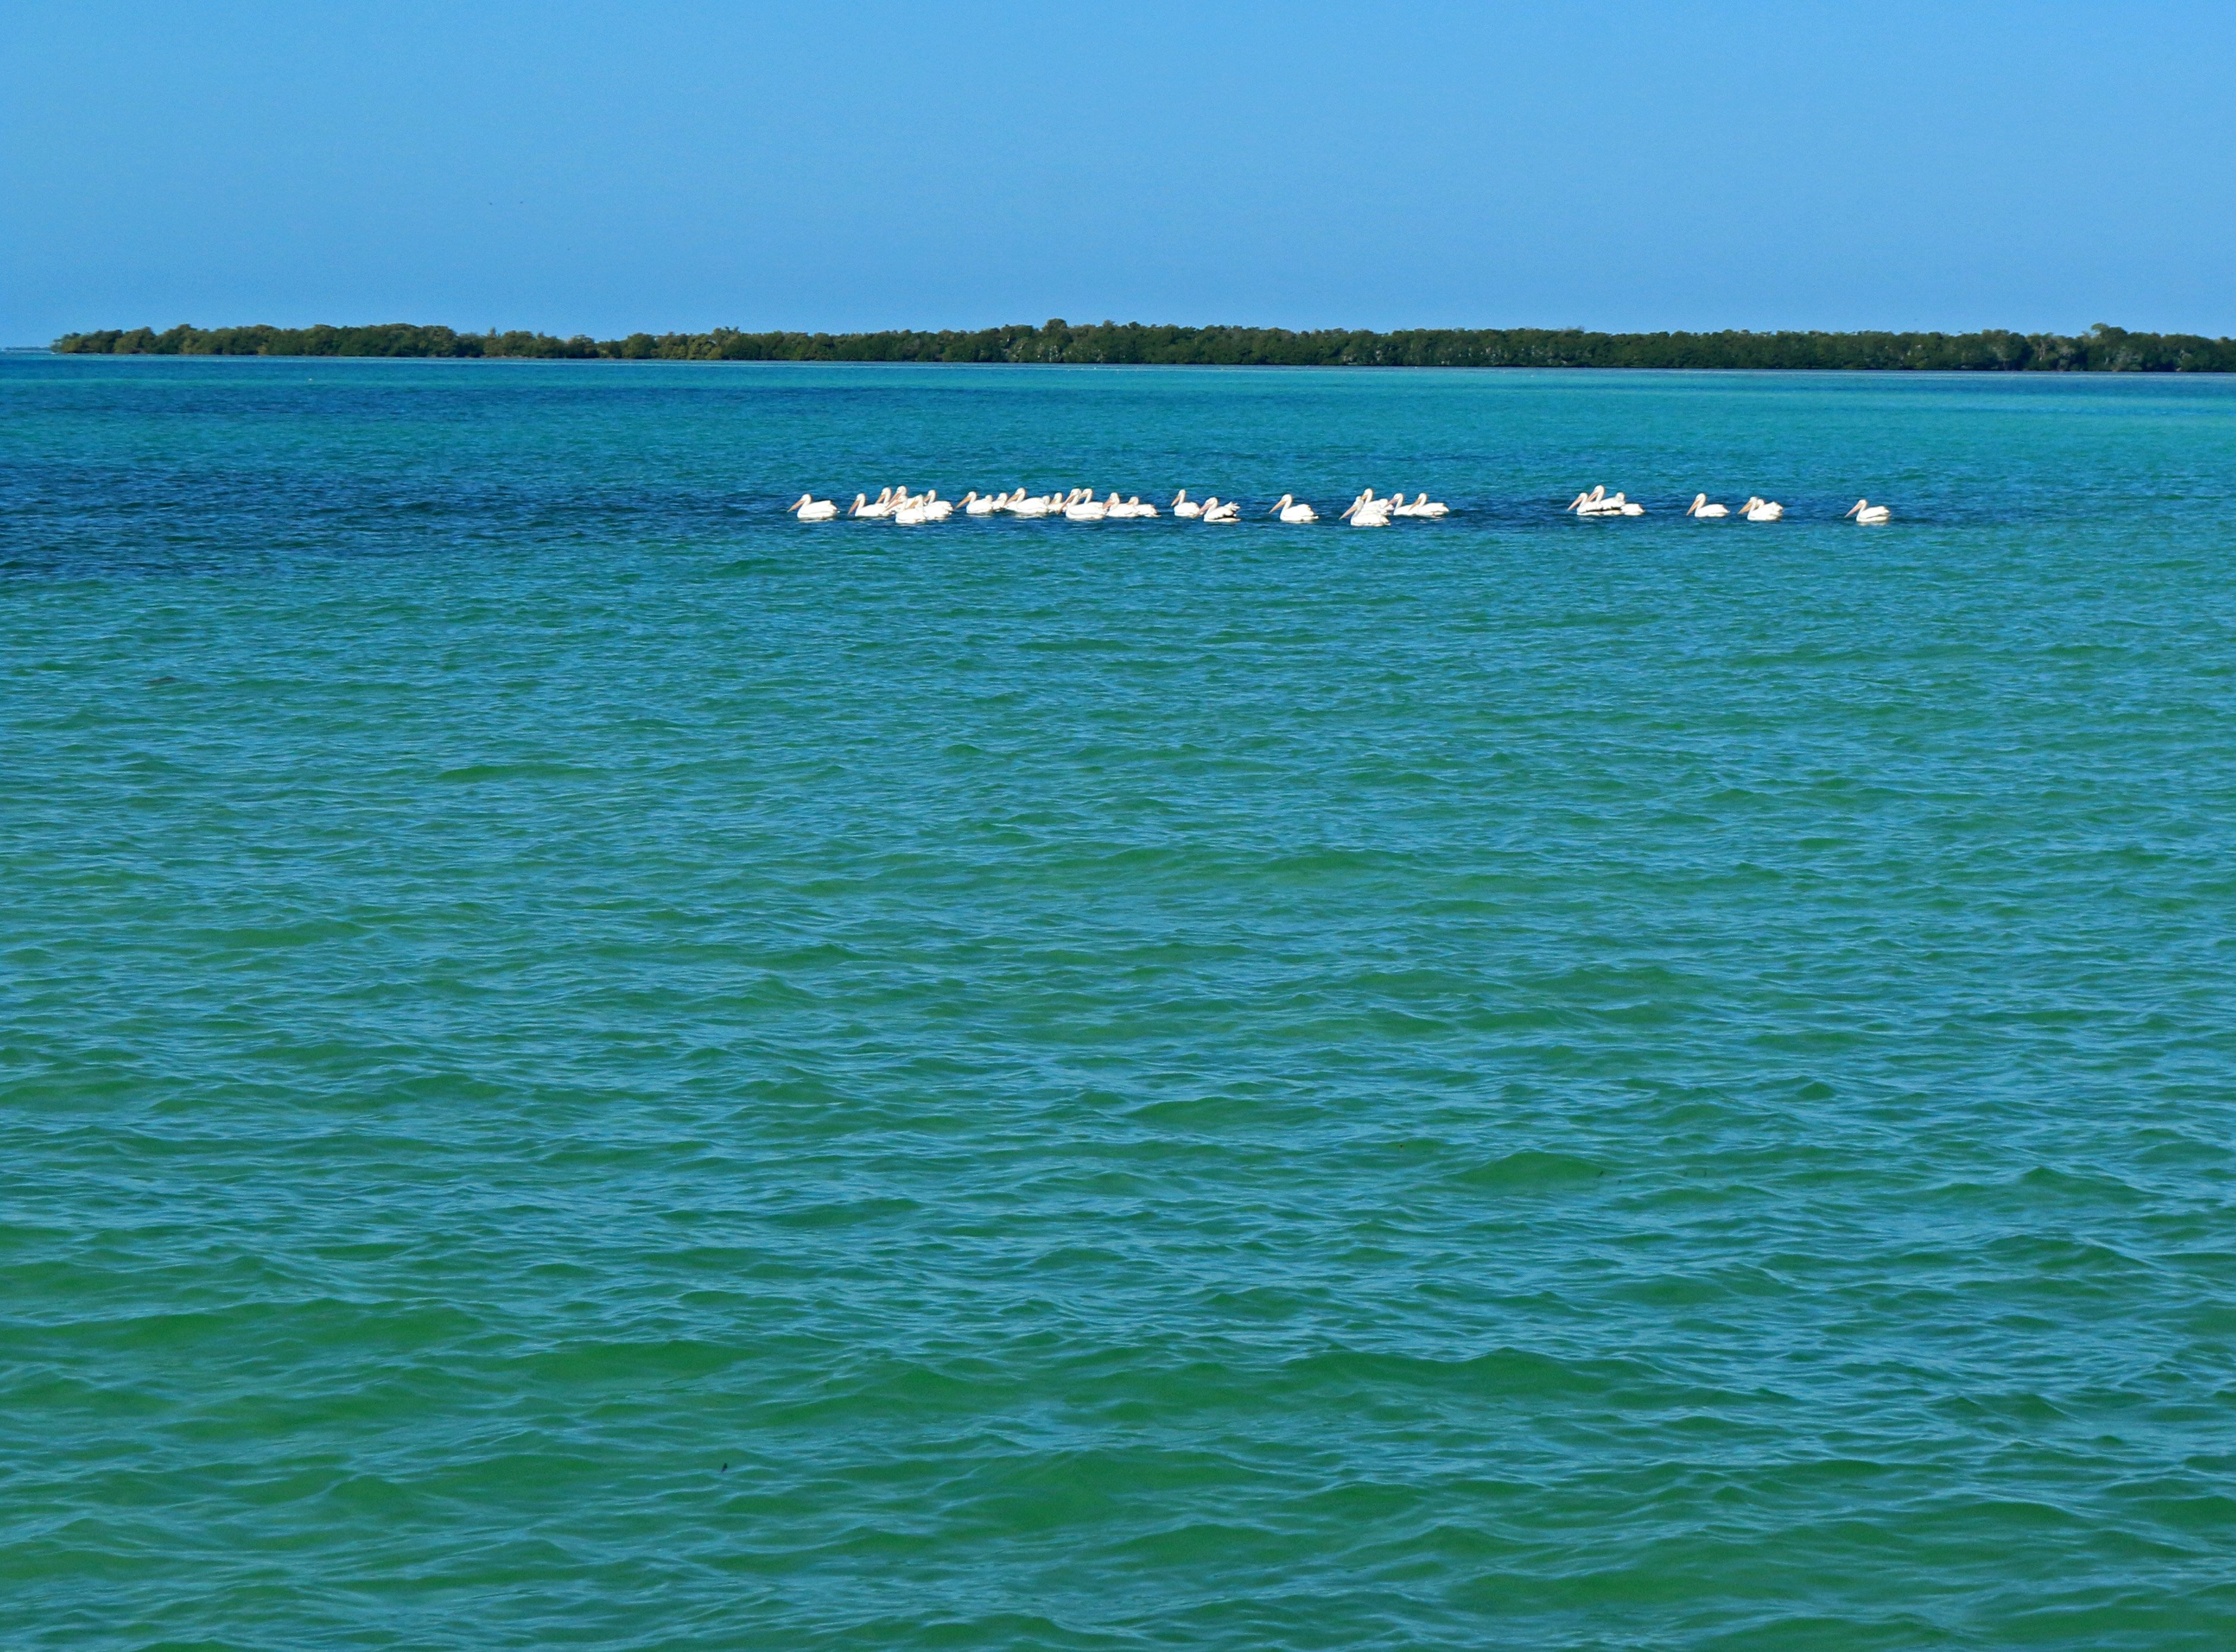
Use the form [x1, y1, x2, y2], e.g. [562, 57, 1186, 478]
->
[789, 485, 1892, 525]
[789, 487, 1453, 525]
[1573, 486, 1892, 523]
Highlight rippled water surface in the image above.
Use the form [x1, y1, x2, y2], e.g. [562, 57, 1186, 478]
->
[6, 357, 2236, 1649]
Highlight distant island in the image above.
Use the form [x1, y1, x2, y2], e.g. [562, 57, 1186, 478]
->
[47, 320, 2236, 371]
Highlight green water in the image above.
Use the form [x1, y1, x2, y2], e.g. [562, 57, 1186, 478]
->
[6, 358, 2236, 1649]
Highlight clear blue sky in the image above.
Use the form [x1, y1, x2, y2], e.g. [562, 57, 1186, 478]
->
[6, 0, 2232, 342]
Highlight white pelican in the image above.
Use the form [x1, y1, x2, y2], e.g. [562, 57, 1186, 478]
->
[790, 494, 838, 521]
[1008, 493, 1053, 517]
[1740, 496, 1784, 522]
[1844, 499, 1892, 525]
[1106, 493, 1157, 519]
[1341, 490, 1392, 526]
[849, 487, 895, 519]
[1202, 497, 1240, 522]
[963, 490, 1003, 516]
[1064, 491, 1108, 522]
[1172, 490, 1204, 519]
[923, 491, 953, 521]
[892, 495, 932, 525]
[1685, 494, 1729, 519]
[1571, 488, 1641, 516]
[1269, 494, 1317, 523]
[1390, 492, 1449, 517]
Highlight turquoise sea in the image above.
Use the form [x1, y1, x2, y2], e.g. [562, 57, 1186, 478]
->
[6, 356, 2236, 1650]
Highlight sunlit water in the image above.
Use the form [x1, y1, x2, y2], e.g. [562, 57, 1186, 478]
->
[6, 357, 2236, 1650]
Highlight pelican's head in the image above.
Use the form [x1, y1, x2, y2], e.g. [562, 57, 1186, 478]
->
[1687, 493, 1705, 515]
[1844, 500, 1865, 517]
[1269, 494, 1290, 514]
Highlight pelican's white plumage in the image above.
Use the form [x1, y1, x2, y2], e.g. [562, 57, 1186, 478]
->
[1342, 490, 1392, 526]
[791, 494, 838, 521]
[1740, 496, 1784, 522]
[1064, 491, 1109, 522]
[885, 489, 949, 525]
[1172, 490, 1203, 519]
[1270, 494, 1317, 523]
[1685, 494, 1729, 519]
[1845, 499, 1892, 524]
[1202, 497, 1240, 522]
[1571, 488, 1642, 516]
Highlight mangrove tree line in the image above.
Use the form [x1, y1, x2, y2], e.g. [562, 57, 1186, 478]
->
[49, 320, 2236, 371]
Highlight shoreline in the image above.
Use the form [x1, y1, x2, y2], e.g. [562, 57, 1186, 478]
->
[46, 320, 2236, 373]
